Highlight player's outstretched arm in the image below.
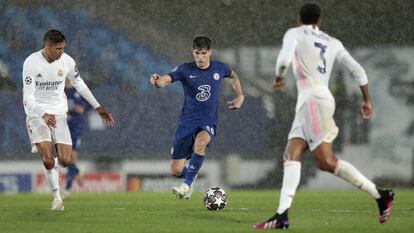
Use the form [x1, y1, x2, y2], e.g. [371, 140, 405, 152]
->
[96, 106, 115, 126]
[149, 73, 172, 88]
[226, 70, 244, 109]
[359, 84, 373, 119]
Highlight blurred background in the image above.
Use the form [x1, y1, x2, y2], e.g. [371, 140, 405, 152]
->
[0, 0, 413, 193]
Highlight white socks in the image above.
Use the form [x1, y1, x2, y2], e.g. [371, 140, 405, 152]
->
[334, 160, 380, 199]
[277, 161, 301, 214]
[44, 158, 62, 201]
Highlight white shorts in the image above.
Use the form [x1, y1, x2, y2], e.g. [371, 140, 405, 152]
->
[288, 96, 339, 151]
[26, 114, 72, 153]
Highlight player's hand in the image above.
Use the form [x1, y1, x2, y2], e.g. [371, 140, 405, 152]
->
[227, 94, 244, 110]
[273, 77, 285, 91]
[150, 73, 160, 86]
[42, 113, 57, 128]
[361, 101, 373, 119]
[96, 106, 115, 126]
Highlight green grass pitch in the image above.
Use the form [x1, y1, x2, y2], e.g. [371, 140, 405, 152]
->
[0, 190, 412, 233]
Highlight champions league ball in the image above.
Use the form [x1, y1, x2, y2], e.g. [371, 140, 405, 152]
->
[203, 187, 227, 211]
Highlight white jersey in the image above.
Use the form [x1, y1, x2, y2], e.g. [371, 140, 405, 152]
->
[275, 25, 368, 112]
[22, 50, 100, 118]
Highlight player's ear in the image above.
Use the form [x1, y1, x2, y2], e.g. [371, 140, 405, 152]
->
[297, 17, 302, 26]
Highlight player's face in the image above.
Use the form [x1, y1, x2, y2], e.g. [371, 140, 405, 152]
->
[193, 48, 212, 69]
[44, 41, 65, 62]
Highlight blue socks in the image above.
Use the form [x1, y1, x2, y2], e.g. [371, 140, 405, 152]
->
[181, 167, 188, 178]
[184, 153, 204, 186]
[65, 164, 79, 190]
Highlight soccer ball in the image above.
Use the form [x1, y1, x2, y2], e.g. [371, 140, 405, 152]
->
[203, 187, 227, 211]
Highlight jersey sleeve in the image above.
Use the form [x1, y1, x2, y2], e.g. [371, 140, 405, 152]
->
[275, 28, 298, 77]
[222, 63, 232, 78]
[66, 56, 100, 109]
[168, 65, 185, 82]
[22, 59, 45, 118]
[335, 41, 368, 86]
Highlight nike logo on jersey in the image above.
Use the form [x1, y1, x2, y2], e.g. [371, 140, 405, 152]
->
[189, 75, 197, 78]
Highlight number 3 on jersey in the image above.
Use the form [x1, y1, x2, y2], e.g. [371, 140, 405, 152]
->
[196, 84, 211, 102]
[314, 42, 327, 74]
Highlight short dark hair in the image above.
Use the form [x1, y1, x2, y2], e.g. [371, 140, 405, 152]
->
[43, 29, 65, 45]
[193, 36, 211, 50]
[299, 3, 321, 24]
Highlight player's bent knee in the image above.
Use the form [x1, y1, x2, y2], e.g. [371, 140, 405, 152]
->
[43, 158, 55, 170]
[316, 158, 336, 173]
[170, 164, 184, 178]
[171, 168, 184, 178]
[59, 156, 72, 167]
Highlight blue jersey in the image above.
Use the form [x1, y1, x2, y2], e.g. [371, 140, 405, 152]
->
[168, 61, 231, 127]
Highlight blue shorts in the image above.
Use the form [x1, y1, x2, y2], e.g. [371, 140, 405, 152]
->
[171, 125, 216, 160]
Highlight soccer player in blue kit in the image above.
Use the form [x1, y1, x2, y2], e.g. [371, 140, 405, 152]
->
[150, 36, 244, 199]
[62, 80, 90, 199]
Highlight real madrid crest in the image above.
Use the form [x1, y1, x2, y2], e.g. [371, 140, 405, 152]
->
[213, 73, 220, 80]
[58, 69, 64, 77]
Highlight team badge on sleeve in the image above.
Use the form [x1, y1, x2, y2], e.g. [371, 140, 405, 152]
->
[24, 76, 32, 85]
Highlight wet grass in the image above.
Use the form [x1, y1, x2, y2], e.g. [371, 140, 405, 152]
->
[0, 190, 412, 233]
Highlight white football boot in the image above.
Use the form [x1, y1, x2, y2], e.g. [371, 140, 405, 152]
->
[172, 183, 189, 199]
[183, 184, 193, 199]
[51, 199, 64, 211]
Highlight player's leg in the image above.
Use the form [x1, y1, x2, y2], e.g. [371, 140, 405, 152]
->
[172, 130, 211, 199]
[277, 138, 307, 214]
[170, 126, 194, 179]
[184, 130, 210, 187]
[27, 115, 63, 210]
[54, 143, 72, 208]
[64, 127, 81, 198]
[180, 130, 210, 199]
[171, 158, 192, 199]
[254, 138, 307, 229]
[36, 142, 64, 210]
[313, 142, 379, 188]
[170, 159, 187, 178]
[170, 126, 195, 198]
[53, 114, 73, 167]
[310, 96, 394, 223]
[312, 141, 394, 223]
[63, 148, 80, 199]
[47, 114, 72, 209]
[55, 144, 72, 167]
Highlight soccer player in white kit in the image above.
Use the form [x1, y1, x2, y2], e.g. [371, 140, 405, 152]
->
[254, 3, 394, 229]
[23, 29, 115, 210]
